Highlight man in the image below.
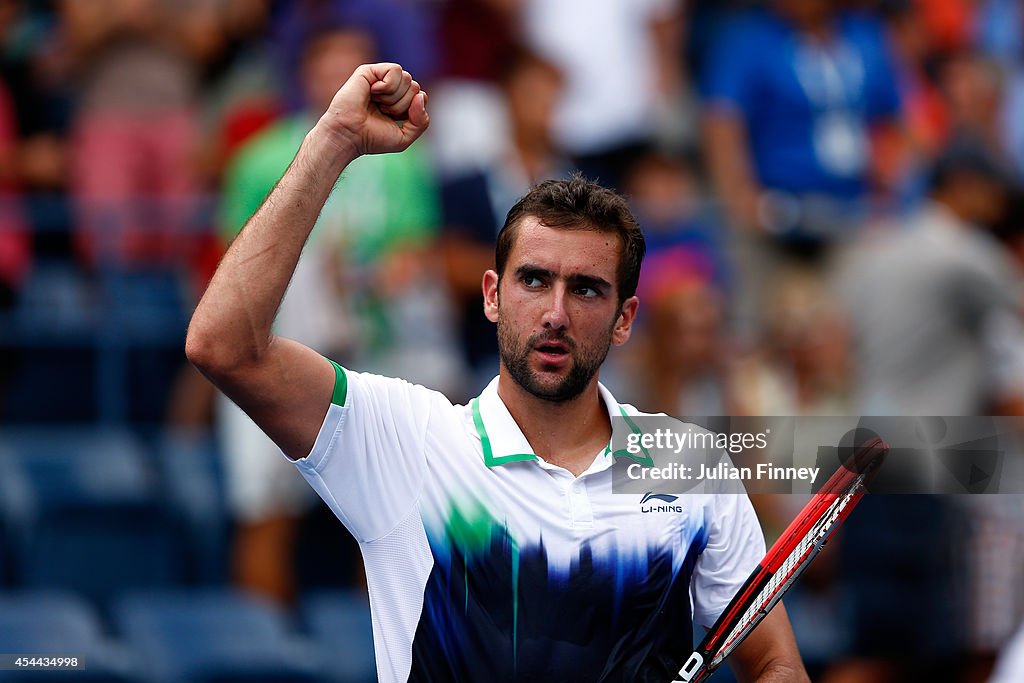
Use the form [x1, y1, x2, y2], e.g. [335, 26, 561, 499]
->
[834, 139, 1024, 417]
[187, 62, 808, 681]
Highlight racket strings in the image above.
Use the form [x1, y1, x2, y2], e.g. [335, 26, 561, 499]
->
[714, 475, 866, 662]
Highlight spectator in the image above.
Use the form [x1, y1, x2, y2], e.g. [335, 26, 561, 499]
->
[703, 0, 903, 237]
[522, 0, 685, 189]
[702, 0, 904, 334]
[636, 279, 736, 417]
[64, 0, 205, 269]
[834, 139, 1024, 416]
[879, 0, 947, 199]
[619, 150, 733, 413]
[1, 0, 71, 260]
[937, 51, 1012, 169]
[627, 150, 729, 298]
[427, 0, 521, 175]
[271, 0, 438, 110]
[187, 0, 282, 184]
[747, 273, 852, 416]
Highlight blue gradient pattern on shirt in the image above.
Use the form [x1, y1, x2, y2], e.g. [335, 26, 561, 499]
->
[409, 505, 709, 683]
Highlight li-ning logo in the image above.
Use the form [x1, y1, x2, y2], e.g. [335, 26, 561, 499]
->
[640, 492, 684, 513]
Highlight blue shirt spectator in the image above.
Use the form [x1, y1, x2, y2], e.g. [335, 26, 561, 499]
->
[703, 8, 901, 200]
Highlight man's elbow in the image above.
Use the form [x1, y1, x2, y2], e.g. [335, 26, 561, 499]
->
[184, 318, 249, 381]
[185, 321, 218, 375]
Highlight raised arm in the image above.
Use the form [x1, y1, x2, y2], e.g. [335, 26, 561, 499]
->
[185, 63, 429, 459]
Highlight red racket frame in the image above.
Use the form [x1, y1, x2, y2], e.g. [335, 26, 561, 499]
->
[675, 436, 888, 682]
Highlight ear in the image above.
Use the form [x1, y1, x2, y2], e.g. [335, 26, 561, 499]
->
[611, 296, 639, 346]
[483, 269, 500, 323]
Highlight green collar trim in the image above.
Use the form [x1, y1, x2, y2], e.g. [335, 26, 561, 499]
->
[471, 395, 653, 468]
[471, 397, 537, 467]
[608, 405, 654, 466]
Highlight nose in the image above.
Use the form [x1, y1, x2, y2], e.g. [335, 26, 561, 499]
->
[541, 284, 569, 330]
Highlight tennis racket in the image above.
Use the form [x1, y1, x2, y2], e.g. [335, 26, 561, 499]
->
[675, 436, 889, 682]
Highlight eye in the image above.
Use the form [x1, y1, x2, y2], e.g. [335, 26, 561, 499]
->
[522, 275, 544, 288]
[574, 286, 600, 299]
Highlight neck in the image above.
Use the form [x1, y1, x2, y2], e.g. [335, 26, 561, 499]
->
[496, 369, 612, 476]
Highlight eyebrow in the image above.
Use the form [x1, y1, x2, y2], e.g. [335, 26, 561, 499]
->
[513, 264, 613, 291]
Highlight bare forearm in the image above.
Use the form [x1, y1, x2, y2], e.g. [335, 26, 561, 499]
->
[186, 123, 356, 371]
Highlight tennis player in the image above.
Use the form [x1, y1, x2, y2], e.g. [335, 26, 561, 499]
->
[186, 63, 809, 682]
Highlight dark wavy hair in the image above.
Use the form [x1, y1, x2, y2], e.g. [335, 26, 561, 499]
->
[495, 173, 646, 304]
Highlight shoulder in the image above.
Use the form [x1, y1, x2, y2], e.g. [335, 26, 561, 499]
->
[344, 367, 457, 409]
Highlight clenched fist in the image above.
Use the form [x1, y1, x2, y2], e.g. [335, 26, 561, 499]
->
[318, 62, 429, 158]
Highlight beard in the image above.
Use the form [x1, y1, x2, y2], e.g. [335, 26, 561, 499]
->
[496, 315, 614, 403]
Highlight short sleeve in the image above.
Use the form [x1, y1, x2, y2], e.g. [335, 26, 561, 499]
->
[691, 488, 766, 627]
[291, 364, 437, 543]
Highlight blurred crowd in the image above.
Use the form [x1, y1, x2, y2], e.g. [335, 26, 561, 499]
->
[3, 0, 1024, 681]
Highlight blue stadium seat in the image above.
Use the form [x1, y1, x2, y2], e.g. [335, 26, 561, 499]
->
[301, 591, 376, 683]
[0, 591, 140, 682]
[0, 428, 187, 603]
[113, 589, 324, 683]
[156, 429, 229, 584]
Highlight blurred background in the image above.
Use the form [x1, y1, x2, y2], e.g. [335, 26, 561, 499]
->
[1, 0, 1024, 681]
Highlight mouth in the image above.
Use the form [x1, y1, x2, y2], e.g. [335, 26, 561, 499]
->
[533, 339, 571, 366]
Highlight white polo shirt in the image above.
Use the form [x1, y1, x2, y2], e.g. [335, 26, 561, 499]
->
[293, 362, 765, 682]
